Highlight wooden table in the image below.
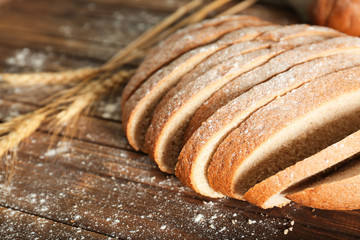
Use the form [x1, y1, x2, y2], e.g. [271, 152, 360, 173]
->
[0, 0, 359, 239]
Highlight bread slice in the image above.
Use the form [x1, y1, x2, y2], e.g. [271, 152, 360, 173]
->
[286, 158, 360, 210]
[176, 53, 360, 198]
[185, 36, 360, 141]
[122, 24, 278, 151]
[207, 66, 360, 199]
[145, 34, 332, 173]
[244, 129, 360, 209]
[121, 15, 264, 107]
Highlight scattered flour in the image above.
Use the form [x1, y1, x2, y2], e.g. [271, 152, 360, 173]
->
[194, 214, 204, 223]
[44, 142, 71, 158]
[5, 48, 51, 72]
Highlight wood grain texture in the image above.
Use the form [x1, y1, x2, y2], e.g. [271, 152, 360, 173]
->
[0, 0, 359, 239]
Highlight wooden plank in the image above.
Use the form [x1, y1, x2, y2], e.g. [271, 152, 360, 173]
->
[1, 146, 358, 240]
[0, 45, 102, 73]
[4, 0, 180, 16]
[0, 206, 111, 239]
[0, 6, 167, 50]
[0, 27, 116, 62]
[0, 131, 357, 239]
[0, 0, 168, 69]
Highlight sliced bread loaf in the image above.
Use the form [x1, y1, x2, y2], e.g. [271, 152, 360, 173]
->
[122, 24, 277, 151]
[244, 129, 360, 209]
[185, 36, 360, 141]
[207, 66, 360, 199]
[121, 15, 264, 107]
[176, 53, 360, 198]
[145, 35, 331, 173]
[287, 157, 360, 210]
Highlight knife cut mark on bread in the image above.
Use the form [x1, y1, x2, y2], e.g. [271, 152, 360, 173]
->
[176, 53, 360, 198]
[208, 67, 360, 199]
[244, 129, 360, 209]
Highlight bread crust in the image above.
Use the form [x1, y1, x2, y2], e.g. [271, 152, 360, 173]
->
[121, 15, 263, 108]
[244, 130, 360, 209]
[122, 23, 275, 151]
[207, 67, 360, 199]
[287, 158, 360, 210]
[176, 53, 360, 198]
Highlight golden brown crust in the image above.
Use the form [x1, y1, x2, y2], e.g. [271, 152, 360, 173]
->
[244, 130, 360, 209]
[121, 15, 264, 109]
[176, 53, 360, 199]
[287, 172, 360, 210]
[207, 66, 360, 199]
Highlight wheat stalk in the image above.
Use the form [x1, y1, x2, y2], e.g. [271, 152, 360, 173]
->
[0, 68, 98, 86]
[0, 0, 257, 181]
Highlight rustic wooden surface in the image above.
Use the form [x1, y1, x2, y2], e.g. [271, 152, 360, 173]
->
[0, 0, 359, 239]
